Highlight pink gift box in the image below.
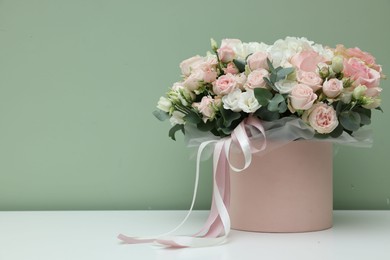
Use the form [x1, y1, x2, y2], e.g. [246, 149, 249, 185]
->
[229, 140, 333, 232]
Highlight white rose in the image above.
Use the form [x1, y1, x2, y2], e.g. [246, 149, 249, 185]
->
[169, 111, 185, 125]
[238, 90, 261, 113]
[157, 96, 172, 112]
[274, 80, 297, 94]
[222, 89, 242, 112]
[241, 42, 269, 59]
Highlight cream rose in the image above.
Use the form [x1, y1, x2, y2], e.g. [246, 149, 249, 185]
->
[289, 84, 317, 111]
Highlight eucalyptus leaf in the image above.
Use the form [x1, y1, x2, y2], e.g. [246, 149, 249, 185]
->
[353, 106, 371, 125]
[263, 77, 274, 88]
[233, 59, 246, 73]
[339, 111, 361, 131]
[329, 122, 344, 138]
[220, 108, 241, 127]
[267, 94, 285, 112]
[168, 124, 184, 141]
[254, 88, 273, 106]
[254, 106, 280, 121]
[184, 110, 202, 124]
[375, 106, 384, 112]
[266, 58, 275, 72]
[278, 100, 288, 113]
[197, 120, 215, 132]
[153, 110, 170, 121]
[276, 67, 294, 80]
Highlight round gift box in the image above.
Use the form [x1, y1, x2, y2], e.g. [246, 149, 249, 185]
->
[229, 140, 333, 233]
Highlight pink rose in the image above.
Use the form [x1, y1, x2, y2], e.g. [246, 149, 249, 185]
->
[213, 73, 237, 95]
[343, 58, 381, 88]
[180, 55, 204, 76]
[291, 50, 326, 72]
[193, 96, 215, 122]
[365, 87, 382, 97]
[223, 62, 239, 74]
[200, 63, 218, 83]
[217, 45, 235, 63]
[346, 47, 376, 66]
[217, 39, 242, 63]
[183, 69, 204, 91]
[322, 78, 343, 98]
[304, 103, 338, 134]
[336, 45, 382, 73]
[289, 84, 317, 111]
[245, 69, 269, 89]
[235, 73, 247, 90]
[296, 70, 323, 92]
[247, 51, 268, 70]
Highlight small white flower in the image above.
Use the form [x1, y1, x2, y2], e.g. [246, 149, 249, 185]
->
[274, 80, 297, 94]
[222, 89, 242, 112]
[157, 96, 172, 113]
[238, 90, 261, 113]
[169, 111, 185, 126]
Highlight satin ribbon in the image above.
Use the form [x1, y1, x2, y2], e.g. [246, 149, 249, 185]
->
[118, 115, 266, 248]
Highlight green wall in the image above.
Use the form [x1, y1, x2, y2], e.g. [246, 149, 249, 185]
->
[0, 0, 389, 210]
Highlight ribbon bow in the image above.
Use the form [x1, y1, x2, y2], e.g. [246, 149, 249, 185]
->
[118, 116, 266, 248]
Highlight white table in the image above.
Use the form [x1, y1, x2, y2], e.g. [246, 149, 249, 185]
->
[0, 210, 389, 260]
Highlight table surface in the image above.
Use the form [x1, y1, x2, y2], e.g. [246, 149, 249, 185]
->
[0, 210, 389, 260]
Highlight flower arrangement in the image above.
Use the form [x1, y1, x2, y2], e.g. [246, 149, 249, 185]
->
[154, 37, 384, 140]
[119, 38, 384, 248]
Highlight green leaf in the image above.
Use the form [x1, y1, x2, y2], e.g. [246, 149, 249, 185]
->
[267, 94, 285, 112]
[278, 100, 288, 113]
[263, 77, 275, 89]
[254, 88, 273, 106]
[183, 110, 202, 124]
[266, 58, 275, 72]
[375, 106, 384, 112]
[339, 111, 361, 131]
[254, 107, 280, 121]
[334, 101, 344, 115]
[220, 108, 241, 127]
[353, 107, 371, 125]
[329, 122, 344, 138]
[197, 120, 215, 132]
[276, 67, 294, 81]
[153, 110, 169, 121]
[168, 124, 184, 141]
[233, 59, 246, 73]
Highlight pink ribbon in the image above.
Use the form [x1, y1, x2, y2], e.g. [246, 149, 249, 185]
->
[118, 115, 266, 248]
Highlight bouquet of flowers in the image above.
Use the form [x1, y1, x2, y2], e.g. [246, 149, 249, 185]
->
[119, 37, 385, 248]
[154, 37, 384, 140]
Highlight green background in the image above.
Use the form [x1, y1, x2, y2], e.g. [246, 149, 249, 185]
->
[0, 0, 389, 210]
